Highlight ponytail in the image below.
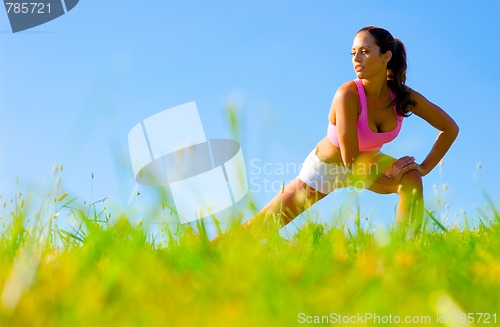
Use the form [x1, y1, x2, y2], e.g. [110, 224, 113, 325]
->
[358, 27, 415, 116]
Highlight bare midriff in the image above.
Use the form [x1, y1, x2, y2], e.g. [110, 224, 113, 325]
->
[315, 136, 379, 165]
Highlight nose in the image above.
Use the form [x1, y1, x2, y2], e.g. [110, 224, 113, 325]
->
[352, 52, 362, 63]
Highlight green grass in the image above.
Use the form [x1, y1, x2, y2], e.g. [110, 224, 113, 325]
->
[0, 185, 499, 327]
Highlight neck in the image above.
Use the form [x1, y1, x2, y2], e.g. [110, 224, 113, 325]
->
[361, 74, 388, 99]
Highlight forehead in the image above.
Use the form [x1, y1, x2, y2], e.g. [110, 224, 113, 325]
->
[352, 31, 377, 48]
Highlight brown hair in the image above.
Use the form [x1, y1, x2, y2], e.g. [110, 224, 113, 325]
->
[358, 26, 415, 116]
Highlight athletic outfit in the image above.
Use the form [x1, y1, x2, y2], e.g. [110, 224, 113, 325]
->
[298, 79, 404, 194]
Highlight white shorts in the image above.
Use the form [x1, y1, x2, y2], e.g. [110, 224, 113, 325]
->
[298, 148, 351, 195]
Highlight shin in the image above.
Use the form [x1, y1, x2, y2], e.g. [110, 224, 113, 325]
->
[397, 170, 424, 232]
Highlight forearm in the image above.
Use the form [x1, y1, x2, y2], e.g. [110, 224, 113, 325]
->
[420, 129, 458, 175]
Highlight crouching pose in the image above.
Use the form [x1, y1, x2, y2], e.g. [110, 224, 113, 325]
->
[215, 26, 458, 241]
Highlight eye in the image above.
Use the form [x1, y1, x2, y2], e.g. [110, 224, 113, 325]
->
[350, 52, 356, 56]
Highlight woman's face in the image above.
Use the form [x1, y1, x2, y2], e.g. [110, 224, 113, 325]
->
[351, 31, 391, 79]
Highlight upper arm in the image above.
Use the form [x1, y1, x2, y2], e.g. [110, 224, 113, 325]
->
[329, 82, 360, 166]
[410, 90, 459, 135]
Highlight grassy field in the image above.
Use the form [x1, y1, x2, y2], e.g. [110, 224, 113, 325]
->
[0, 181, 499, 327]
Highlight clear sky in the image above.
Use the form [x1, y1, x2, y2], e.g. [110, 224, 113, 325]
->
[1, 0, 499, 234]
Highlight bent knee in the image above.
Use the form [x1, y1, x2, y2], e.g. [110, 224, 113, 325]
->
[399, 170, 423, 191]
[404, 169, 423, 180]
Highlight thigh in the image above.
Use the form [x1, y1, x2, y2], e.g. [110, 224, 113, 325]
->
[368, 153, 397, 176]
[363, 153, 397, 194]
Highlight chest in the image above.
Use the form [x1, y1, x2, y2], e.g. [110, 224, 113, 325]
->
[364, 98, 398, 133]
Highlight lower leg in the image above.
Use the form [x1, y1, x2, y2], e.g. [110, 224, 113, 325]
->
[244, 178, 327, 229]
[211, 178, 327, 243]
[397, 170, 424, 232]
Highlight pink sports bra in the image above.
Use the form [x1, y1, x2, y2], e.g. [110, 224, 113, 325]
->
[327, 79, 403, 152]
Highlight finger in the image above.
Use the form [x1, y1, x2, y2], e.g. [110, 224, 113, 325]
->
[399, 156, 415, 165]
[393, 157, 415, 170]
[394, 162, 415, 176]
[402, 162, 419, 174]
[394, 156, 414, 166]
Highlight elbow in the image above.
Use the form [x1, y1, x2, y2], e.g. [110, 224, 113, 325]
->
[341, 154, 354, 169]
[443, 120, 459, 141]
[345, 152, 371, 171]
[450, 121, 459, 140]
[341, 152, 359, 169]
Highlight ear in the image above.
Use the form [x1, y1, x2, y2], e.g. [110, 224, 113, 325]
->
[384, 50, 393, 63]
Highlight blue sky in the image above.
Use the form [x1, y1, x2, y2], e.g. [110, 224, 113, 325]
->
[0, 0, 499, 233]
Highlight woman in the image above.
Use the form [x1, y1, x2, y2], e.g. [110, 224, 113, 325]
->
[220, 26, 459, 240]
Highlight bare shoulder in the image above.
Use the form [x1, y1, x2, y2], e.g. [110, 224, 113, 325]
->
[333, 81, 359, 109]
[408, 88, 459, 132]
[329, 80, 359, 124]
[409, 88, 430, 106]
[408, 88, 440, 116]
[334, 80, 358, 103]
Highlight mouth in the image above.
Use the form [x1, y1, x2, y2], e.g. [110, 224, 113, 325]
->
[354, 65, 363, 71]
